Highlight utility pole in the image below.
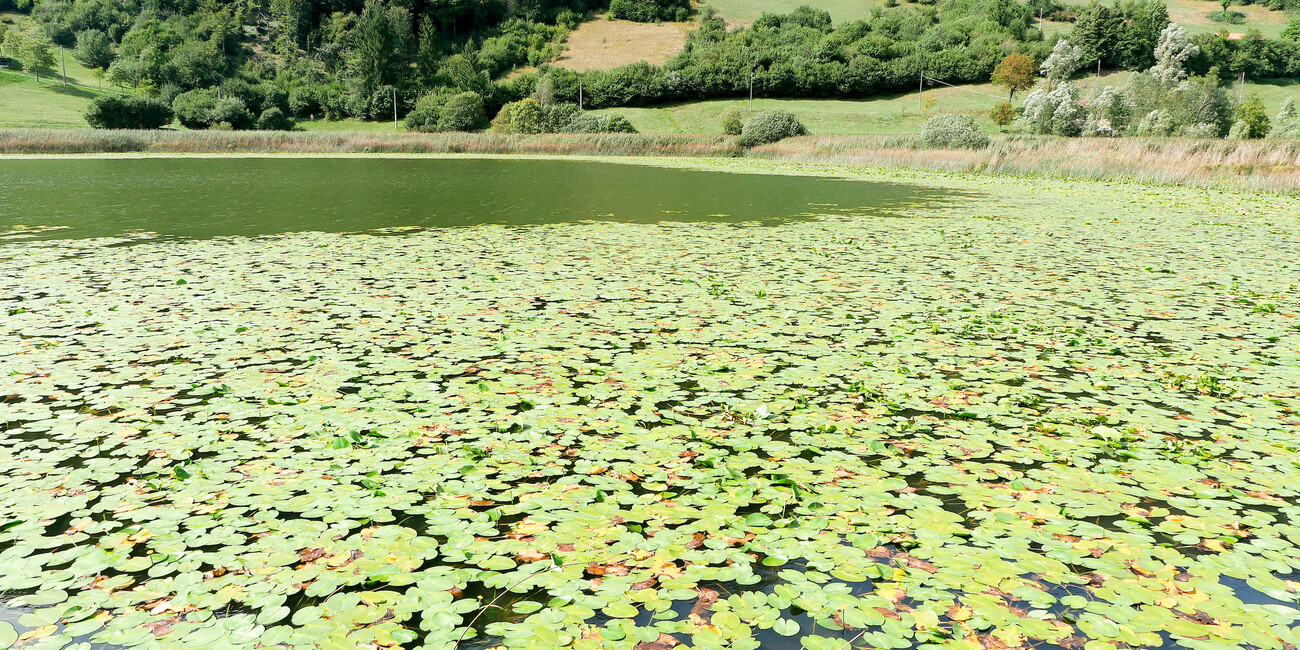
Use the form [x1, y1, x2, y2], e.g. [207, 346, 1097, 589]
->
[60, 46, 67, 86]
[1238, 71, 1245, 103]
[749, 69, 754, 112]
[579, 80, 583, 110]
[918, 71, 924, 112]
[1097, 59, 1101, 78]
[393, 87, 398, 130]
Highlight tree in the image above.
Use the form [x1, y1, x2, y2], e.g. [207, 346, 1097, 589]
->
[992, 53, 1035, 100]
[1150, 24, 1199, 86]
[1116, 1, 1170, 70]
[348, 1, 413, 98]
[1269, 97, 1299, 138]
[1231, 92, 1270, 138]
[74, 30, 115, 70]
[1018, 81, 1084, 134]
[1071, 3, 1121, 68]
[1041, 40, 1082, 86]
[1090, 86, 1130, 134]
[989, 101, 1015, 128]
[8, 21, 55, 81]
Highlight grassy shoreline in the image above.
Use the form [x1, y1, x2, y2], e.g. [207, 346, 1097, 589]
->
[2, 128, 1298, 193]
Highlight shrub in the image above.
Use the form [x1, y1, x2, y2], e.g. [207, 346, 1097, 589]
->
[173, 89, 255, 130]
[608, 0, 691, 22]
[921, 114, 991, 149]
[739, 110, 806, 147]
[437, 92, 488, 132]
[1179, 122, 1221, 138]
[1207, 10, 1246, 23]
[720, 108, 744, 135]
[542, 103, 584, 132]
[491, 98, 546, 134]
[1135, 108, 1174, 136]
[257, 107, 296, 131]
[1232, 93, 1270, 139]
[84, 95, 174, 129]
[989, 102, 1015, 128]
[172, 89, 221, 129]
[404, 91, 450, 131]
[210, 97, 256, 130]
[562, 113, 638, 133]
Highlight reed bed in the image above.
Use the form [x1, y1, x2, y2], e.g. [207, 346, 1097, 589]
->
[3, 128, 1299, 192]
[0, 129, 744, 157]
[752, 134, 1300, 193]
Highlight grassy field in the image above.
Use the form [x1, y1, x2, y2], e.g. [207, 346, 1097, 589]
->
[597, 73, 1133, 135]
[1168, 0, 1290, 37]
[597, 73, 1300, 136]
[703, 0, 1290, 35]
[295, 118, 403, 133]
[553, 15, 695, 71]
[0, 70, 105, 128]
[703, 0, 882, 25]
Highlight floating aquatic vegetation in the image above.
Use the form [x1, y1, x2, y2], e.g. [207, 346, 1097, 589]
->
[0, 166, 1298, 650]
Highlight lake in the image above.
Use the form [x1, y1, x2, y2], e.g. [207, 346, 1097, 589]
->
[0, 157, 1297, 650]
[0, 157, 959, 239]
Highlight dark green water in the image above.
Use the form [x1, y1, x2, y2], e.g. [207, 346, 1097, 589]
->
[0, 157, 961, 240]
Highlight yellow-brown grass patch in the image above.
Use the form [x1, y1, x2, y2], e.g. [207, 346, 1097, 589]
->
[1167, 0, 1287, 25]
[553, 16, 693, 72]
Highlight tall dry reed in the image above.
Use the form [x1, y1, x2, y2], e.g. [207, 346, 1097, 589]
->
[2, 129, 1298, 193]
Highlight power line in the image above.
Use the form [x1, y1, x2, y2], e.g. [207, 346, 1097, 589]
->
[920, 74, 1009, 101]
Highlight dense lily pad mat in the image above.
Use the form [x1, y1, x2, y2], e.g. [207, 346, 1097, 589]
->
[1, 168, 1299, 650]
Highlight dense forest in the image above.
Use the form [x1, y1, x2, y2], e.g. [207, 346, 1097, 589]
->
[1, 0, 1298, 130]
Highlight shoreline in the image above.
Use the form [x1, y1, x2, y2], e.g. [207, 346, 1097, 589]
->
[1, 128, 1298, 194]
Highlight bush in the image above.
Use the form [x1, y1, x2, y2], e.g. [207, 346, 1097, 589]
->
[257, 107, 296, 131]
[84, 95, 174, 129]
[1232, 93, 1270, 139]
[542, 102, 584, 132]
[210, 97, 256, 130]
[921, 114, 991, 149]
[173, 89, 253, 130]
[1135, 109, 1174, 136]
[608, 0, 691, 22]
[404, 91, 450, 131]
[720, 108, 744, 135]
[988, 102, 1015, 128]
[437, 92, 488, 132]
[562, 113, 638, 133]
[1178, 122, 1222, 138]
[491, 98, 546, 133]
[739, 110, 806, 147]
[1207, 10, 1246, 23]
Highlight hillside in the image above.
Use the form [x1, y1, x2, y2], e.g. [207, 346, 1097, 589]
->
[0, 70, 105, 128]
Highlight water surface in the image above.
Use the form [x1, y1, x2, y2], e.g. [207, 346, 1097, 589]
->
[0, 157, 962, 240]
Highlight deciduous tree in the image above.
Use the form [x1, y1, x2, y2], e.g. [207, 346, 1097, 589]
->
[992, 52, 1035, 99]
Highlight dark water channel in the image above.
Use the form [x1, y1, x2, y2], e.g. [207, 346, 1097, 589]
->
[0, 157, 964, 240]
